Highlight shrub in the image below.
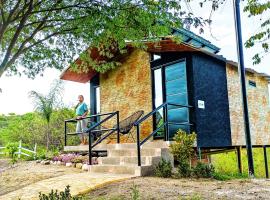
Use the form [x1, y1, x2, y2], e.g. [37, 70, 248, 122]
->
[178, 161, 192, 178]
[130, 183, 140, 200]
[170, 129, 196, 178]
[154, 158, 172, 178]
[193, 162, 215, 178]
[170, 129, 196, 163]
[5, 142, 18, 164]
[39, 185, 81, 200]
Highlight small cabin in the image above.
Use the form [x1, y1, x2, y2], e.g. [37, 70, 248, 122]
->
[61, 28, 270, 149]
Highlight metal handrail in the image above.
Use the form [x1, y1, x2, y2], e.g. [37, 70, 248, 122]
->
[87, 111, 120, 165]
[64, 111, 120, 165]
[135, 102, 193, 166]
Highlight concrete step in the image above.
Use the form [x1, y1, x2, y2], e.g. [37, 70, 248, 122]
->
[89, 164, 154, 176]
[107, 148, 164, 157]
[98, 156, 161, 166]
[64, 140, 170, 152]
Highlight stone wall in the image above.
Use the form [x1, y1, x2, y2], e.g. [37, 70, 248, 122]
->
[99, 49, 153, 143]
[226, 63, 270, 145]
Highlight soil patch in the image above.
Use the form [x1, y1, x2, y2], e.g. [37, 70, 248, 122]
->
[85, 177, 270, 200]
[0, 160, 82, 196]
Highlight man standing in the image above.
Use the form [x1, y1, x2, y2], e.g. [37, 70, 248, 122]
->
[75, 95, 88, 145]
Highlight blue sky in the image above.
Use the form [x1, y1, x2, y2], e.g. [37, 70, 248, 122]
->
[0, 0, 269, 115]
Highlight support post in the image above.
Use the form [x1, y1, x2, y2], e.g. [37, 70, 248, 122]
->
[164, 103, 169, 141]
[89, 131, 92, 165]
[64, 121, 67, 146]
[236, 146, 243, 174]
[34, 143, 37, 160]
[136, 125, 141, 166]
[263, 146, 269, 178]
[198, 147, 202, 162]
[116, 111, 120, 144]
[18, 140, 22, 159]
[233, 0, 254, 177]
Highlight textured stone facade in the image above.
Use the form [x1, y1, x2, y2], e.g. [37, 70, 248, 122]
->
[226, 63, 270, 145]
[99, 49, 153, 142]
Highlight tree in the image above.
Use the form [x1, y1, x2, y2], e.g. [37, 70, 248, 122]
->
[29, 79, 63, 149]
[0, 0, 207, 78]
[244, 0, 270, 64]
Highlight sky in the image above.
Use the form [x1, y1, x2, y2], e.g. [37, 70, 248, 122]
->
[0, 0, 269, 115]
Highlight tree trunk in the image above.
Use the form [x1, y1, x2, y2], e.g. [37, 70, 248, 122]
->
[46, 123, 50, 150]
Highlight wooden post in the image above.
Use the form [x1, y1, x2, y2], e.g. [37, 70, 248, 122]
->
[263, 146, 269, 178]
[34, 143, 37, 160]
[236, 146, 243, 174]
[18, 140, 22, 159]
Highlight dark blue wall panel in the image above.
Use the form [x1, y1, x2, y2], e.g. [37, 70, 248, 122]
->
[191, 53, 231, 147]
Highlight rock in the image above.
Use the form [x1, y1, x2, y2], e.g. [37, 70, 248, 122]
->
[66, 162, 72, 167]
[50, 161, 54, 164]
[82, 164, 90, 171]
[40, 160, 45, 165]
[56, 161, 62, 165]
[36, 160, 41, 164]
[76, 163, 83, 169]
[44, 160, 50, 165]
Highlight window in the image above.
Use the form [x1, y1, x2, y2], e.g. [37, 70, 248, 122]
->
[95, 87, 100, 114]
[249, 80, 256, 87]
[152, 54, 161, 61]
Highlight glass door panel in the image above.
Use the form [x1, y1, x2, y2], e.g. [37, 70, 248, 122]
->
[153, 68, 165, 137]
[165, 61, 189, 139]
[152, 59, 189, 140]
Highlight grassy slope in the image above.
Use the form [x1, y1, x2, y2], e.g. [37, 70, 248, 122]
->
[211, 148, 270, 178]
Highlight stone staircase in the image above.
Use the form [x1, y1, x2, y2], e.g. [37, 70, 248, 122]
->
[64, 141, 173, 176]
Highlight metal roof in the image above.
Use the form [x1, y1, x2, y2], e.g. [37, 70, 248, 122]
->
[172, 28, 221, 54]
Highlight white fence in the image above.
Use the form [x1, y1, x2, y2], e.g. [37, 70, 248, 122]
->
[0, 140, 37, 158]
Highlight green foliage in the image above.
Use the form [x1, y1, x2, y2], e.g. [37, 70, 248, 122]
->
[39, 185, 81, 200]
[154, 158, 173, 178]
[178, 194, 202, 200]
[211, 148, 270, 178]
[0, 1, 209, 78]
[5, 142, 18, 164]
[170, 129, 196, 163]
[177, 161, 193, 178]
[192, 162, 215, 178]
[130, 184, 140, 200]
[0, 108, 75, 151]
[243, 0, 270, 64]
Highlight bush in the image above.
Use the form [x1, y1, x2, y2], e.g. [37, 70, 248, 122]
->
[5, 142, 18, 164]
[170, 130, 196, 178]
[130, 184, 140, 200]
[178, 161, 192, 178]
[193, 162, 215, 178]
[154, 158, 172, 178]
[170, 129, 196, 165]
[39, 185, 81, 200]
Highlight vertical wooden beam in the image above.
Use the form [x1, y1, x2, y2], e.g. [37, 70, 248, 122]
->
[236, 146, 243, 174]
[263, 146, 269, 178]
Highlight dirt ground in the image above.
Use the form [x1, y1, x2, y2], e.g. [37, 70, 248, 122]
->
[0, 159, 82, 196]
[85, 177, 270, 200]
[2, 160, 270, 200]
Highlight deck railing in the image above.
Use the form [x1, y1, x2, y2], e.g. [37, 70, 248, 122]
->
[64, 111, 120, 164]
[134, 102, 193, 166]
